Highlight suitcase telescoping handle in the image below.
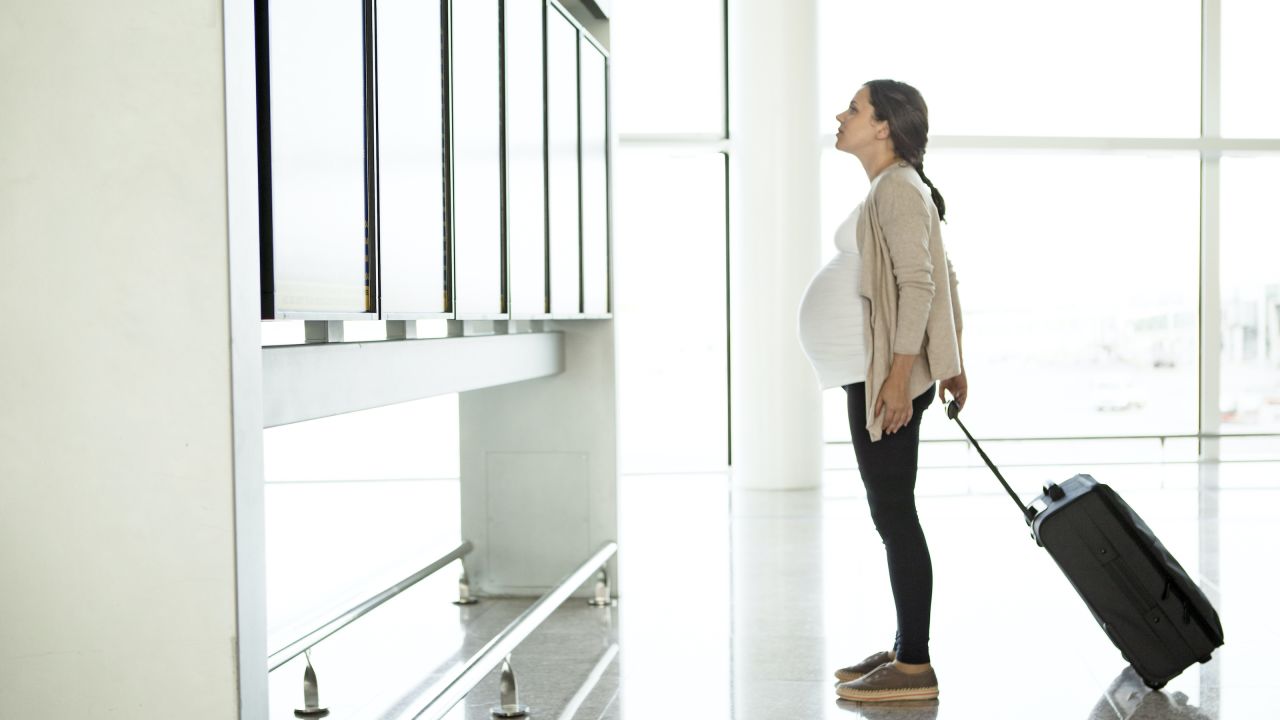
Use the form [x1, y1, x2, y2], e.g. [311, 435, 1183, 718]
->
[946, 400, 1037, 526]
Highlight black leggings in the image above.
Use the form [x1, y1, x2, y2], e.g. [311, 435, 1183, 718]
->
[843, 381, 936, 664]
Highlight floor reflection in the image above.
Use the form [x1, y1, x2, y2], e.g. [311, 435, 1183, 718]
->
[600, 461, 1271, 719]
[835, 698, 940, 719]
[1087, 667, 1216, 720]
[266, 458, 1276, 719]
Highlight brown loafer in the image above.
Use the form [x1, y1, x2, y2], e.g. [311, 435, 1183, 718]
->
[833, 650, 896, 683]
[835, 661, 939, 703]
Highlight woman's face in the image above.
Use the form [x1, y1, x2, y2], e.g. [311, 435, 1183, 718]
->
[834, 85, 890, 156]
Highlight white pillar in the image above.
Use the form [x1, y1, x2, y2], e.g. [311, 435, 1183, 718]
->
[0, 2, 258, 718]
[727, 0, 823, 489]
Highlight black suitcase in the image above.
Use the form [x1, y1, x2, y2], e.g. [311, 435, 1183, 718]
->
[946, 400, 1224, 689]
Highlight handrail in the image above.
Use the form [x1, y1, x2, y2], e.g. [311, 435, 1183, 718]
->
[268, 541, 473, 672]
[393, 541, 619, 720]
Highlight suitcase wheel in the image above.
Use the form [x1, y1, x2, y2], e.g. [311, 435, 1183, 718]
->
[1143, 677, 1167, 691]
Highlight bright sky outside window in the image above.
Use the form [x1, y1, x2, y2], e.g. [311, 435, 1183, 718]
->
[1222, 0, 1280, 138]
[818, 0, 1200, 138]
[611, 0, 725, 135]
[613, 150, 729, 473]
[1220, 156, 1280, 432]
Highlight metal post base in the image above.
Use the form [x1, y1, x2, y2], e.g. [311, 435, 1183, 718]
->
[490, 656, 530, 718]
[454, 568, 480, 605]
[294, 652, 330, 718]
[586, 568, 615, 607]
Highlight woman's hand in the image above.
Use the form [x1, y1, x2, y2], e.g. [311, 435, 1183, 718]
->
[874, 374, 913, 435]
[939, 370, 968, 410]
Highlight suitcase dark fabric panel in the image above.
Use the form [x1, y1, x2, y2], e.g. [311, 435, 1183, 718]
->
[1030, 474, 1224, 687]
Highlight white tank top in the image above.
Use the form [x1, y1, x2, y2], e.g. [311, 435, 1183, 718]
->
[796, 203, 869, 389]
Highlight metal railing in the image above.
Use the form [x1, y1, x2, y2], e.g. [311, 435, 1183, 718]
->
[392, 541, 619, 720]
[268, 540, 474, 672]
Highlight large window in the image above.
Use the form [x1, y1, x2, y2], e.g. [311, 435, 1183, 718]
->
[818, 0, 1280, 459]
[821, 148, 1201, 446]
[614, 150, 729, 472]
[1220, 156, 1280, 434]
[612, 0, 729, 473]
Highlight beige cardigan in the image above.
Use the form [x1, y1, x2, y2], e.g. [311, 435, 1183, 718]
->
[857, 163, 964, 442]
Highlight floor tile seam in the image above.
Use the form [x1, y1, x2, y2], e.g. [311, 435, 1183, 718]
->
[591, 685, 621, 720]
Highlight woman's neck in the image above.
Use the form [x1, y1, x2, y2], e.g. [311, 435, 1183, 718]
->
[860, 152, 901, 182]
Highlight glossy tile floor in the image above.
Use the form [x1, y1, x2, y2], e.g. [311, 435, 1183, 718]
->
[267, 459, 1277, 719]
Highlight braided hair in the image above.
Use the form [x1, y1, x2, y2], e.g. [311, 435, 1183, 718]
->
[864, 79, 946, 222]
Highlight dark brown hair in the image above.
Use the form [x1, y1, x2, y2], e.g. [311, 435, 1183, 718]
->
[864, 79, 946, 222]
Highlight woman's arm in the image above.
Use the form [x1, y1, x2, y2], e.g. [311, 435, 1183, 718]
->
[872, 177, 935, 434]
[878, 177, 936, 356]
[875, 352, 918, 435]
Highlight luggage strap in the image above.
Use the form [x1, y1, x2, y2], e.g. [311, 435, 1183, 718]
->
[946, 400, 1036, 525]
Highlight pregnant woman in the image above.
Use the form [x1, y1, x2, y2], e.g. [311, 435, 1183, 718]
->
[796, 79, 968, 703]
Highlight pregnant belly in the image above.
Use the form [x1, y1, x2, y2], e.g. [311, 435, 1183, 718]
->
[797, 263, 866, 360]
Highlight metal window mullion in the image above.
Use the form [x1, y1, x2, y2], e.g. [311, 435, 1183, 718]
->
[806, 135, 1280, 154]
[1197, 7, 1224, 711]
[722, 0, 731, 467]
[619, 134, 730, 147]
[1201, 0, 1222, 462]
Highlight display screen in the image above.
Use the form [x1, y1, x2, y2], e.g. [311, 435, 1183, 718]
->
[505, 0, 549, 317]
[268, 0, 369, 314]
[450, 0, 504, 316]
[377, 0, 448, 316]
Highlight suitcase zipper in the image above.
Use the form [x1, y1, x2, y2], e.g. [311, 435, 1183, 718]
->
[1160, 580, 1191, 625]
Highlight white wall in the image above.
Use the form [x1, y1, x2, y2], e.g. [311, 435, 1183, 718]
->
[0, 2, 245, 717]
[459, 321, 620, 597]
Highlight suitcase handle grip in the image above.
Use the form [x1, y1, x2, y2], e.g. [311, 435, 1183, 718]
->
[946, 399, 962, 421]
[946, 400, 1037, 525]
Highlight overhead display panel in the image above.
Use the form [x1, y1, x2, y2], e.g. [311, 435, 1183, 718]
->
[579, 37, 609, 315]
[377, 0, 449, 317]
[504, 0, 549, 318]
[546, 4, 581, 315]
[449, 0, 504, 317]
[264, 0, 370, 316]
